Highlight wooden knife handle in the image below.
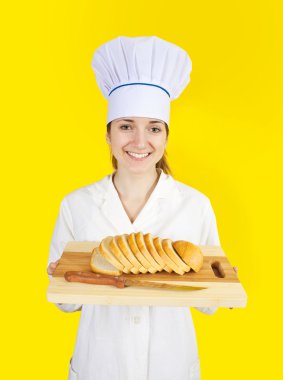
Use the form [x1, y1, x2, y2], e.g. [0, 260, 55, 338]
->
[64, 271, 126, 288]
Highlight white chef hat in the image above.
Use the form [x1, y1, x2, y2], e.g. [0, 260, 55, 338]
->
[91, 36, 192, 126]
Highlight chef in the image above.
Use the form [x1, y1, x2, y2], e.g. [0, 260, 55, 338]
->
[47, 36, 221, 380]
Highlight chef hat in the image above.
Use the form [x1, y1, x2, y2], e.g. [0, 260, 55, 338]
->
[91, 36, 192, 126]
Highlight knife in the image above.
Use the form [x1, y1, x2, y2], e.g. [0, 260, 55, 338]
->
[64, 271, 207, 291]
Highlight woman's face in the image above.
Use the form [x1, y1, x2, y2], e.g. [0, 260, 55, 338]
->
[107, 117, 168, 173]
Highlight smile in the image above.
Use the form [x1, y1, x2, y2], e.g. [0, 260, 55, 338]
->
[126, 151, 151, 160]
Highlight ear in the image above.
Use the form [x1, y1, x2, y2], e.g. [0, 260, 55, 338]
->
[106, 133, 111, 145]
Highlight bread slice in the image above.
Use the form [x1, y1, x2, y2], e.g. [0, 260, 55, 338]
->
[127, 233, 157, 274]
[144, 233, 172, 273]
[117, 234, 147, 273]
[172, 240, 203, 272]
[109, 236, 137, 274]
[136, 232, 163, 272]
[153, 237, 185, 275]
[162, 239, 191, 272]
[90, 247, 122, 276]
[99, 236, 124, 271]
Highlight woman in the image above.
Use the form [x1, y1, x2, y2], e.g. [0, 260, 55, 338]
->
[47, 36, 221, 380]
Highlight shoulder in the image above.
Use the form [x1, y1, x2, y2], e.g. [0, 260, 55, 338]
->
[61, 174, 110, 206]
[172, 177, 211, 208]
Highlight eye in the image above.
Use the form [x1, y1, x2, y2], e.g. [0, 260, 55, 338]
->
[150, 127, 161, 133]
[119, 124, 132, 130]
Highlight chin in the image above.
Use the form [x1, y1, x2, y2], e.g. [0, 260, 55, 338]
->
[128, 165, 152, 173]
[119, 161, 155, 174]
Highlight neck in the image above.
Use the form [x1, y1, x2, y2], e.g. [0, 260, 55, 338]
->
[112, 167, 161, 201]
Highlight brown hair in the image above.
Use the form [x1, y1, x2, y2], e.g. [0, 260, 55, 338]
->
[106, 121, 172, 176]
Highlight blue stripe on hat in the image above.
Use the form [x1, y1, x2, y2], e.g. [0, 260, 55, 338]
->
[109, 82, 170, 98]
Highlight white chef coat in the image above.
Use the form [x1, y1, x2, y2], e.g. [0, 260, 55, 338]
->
[47, 168, 221, 380]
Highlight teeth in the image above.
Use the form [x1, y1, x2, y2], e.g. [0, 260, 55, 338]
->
[127, 152, 150, 158]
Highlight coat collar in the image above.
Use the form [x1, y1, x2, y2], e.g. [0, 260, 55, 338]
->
[95, 168, 182, 233]
[101, 168, 180, 201]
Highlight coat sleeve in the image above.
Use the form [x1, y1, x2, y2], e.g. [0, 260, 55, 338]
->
[194, 200, 220, 316]
[47, 196, 82, 313]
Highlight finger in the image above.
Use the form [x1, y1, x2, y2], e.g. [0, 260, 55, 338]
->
[47, 263, 57, 275]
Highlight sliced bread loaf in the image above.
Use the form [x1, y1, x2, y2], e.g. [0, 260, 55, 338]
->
[135, 232, 163, 272]
[117, 234, 147, 273]
[153, 237, 185, 275]
[99, 236, 124, 271]
[162, 239, 191, 272]
[128, 233, 157, 274]
[144, 233, 172, 273]
[109, 236, 134, 274]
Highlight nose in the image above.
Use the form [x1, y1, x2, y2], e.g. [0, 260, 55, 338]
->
[132, 129, 147, 148]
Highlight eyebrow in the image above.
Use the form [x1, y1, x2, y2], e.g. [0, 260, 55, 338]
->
[117, 119, 164, 124]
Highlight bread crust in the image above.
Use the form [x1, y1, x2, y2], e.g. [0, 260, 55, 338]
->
[153, 237, 185, 275]
[172, 241, 203, 272]
[162, 239, 191, 272]
[99, 236, 124, 271]
[110, 236, 136, 274]
[117, 234, 147, 273]
[90, 247, 122, 276]
[143, 233, 169, 271]
[128, 233, 157, 273]
[135, 232, 162, 272]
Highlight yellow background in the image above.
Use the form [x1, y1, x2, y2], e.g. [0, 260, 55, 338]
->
[1, 1, 282, 379]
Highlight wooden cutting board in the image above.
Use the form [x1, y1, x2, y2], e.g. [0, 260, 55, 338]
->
[47, 241, 247, 307]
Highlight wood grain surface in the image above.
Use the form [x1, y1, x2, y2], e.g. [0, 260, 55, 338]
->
[53, 252, 239, 283]
[47, 241, 247, 307]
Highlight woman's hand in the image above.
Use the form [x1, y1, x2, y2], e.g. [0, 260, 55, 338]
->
[47, 259, 60, 276]
[229, 266, 239, 310]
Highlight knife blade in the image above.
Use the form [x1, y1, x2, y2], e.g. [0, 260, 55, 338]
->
[64, 271, 207, 291]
